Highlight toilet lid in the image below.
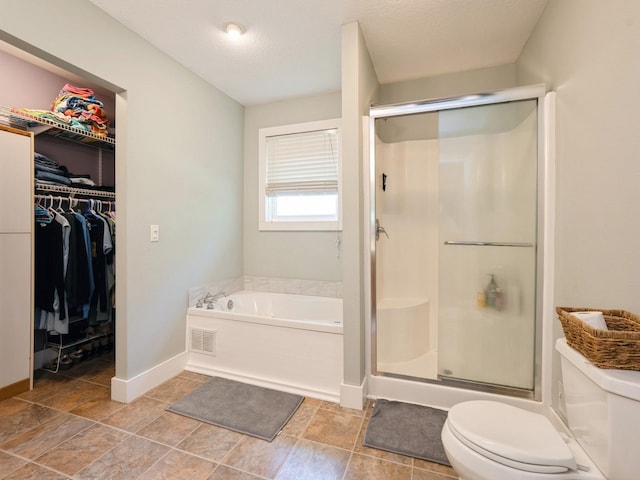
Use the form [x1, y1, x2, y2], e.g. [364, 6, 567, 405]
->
[447, 401, 577, 474]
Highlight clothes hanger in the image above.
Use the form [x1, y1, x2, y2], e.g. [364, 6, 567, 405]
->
[34, 195, 53, 224]
[56, 196, 65, 213]
[68, 197, 77, 213]
[84, 198, 100, 220]
[47, 195, 58, 217]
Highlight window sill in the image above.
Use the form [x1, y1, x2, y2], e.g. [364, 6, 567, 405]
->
[259, 220, 342, 232]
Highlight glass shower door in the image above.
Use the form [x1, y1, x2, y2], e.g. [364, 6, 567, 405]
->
[437, 99, 538, 390]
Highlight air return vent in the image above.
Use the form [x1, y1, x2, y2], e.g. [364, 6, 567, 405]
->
[190, 328, 216, 356]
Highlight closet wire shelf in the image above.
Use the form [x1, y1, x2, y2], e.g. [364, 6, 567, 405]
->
[35, 182, 116, 200]
[0, 104, 115, 150]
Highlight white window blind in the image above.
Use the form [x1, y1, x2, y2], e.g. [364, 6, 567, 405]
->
[265, 129, 339, 195]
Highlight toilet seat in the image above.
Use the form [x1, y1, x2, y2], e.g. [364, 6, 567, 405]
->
[447, 401, 577, 474]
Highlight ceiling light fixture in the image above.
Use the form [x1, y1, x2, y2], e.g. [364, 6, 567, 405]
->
[223, 22, 245, 38]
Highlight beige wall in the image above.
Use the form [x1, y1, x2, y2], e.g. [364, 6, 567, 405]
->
[243, 92, 342, 281]
[0, 0, 244, 381]
[518, 0, 640, 410]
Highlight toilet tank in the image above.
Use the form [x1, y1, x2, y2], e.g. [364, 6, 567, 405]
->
[556, 338, 640, 480]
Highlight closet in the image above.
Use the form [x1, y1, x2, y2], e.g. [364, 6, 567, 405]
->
[0, 47, 116, 395]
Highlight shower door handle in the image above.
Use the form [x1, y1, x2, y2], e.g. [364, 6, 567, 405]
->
[444, 240, 534, 247]
[376, 219, 389, 240]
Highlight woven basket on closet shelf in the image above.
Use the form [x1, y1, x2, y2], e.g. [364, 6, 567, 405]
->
[556, 307, 640, 371]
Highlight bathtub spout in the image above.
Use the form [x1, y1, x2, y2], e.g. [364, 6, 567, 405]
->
[211, 291, 229, 301]
[201, 291, 228, 302]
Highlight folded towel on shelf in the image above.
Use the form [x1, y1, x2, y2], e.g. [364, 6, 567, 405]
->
[34, 152, 71, 186]
[34, 152, 61, 168]
[35, 170, 72, 186]
[57, 83, 97, 99]
[35, 163, 67, 176]
[70, 177, 96, 187]
[572, 311, 608, 330]
[50, 84, 110, 138]
[34, 152, 99, 188]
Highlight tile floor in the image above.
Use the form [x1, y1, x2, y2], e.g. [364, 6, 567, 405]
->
[0, 354, 459, 479]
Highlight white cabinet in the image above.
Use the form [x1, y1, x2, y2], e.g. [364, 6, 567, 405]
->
[0, 125, 33, 400]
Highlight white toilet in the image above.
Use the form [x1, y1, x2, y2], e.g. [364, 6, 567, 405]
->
[441, 338, 640, 480]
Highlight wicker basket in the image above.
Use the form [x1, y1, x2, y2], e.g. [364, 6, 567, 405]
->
[556, 307, 640, 370]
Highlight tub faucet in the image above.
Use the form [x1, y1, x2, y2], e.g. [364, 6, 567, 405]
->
[196, 291, 227, 308]
[205, 292, 228, 310]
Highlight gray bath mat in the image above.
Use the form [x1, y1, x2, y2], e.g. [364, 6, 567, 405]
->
[167, 376, 303, 441]
[363, 399, 450, 465]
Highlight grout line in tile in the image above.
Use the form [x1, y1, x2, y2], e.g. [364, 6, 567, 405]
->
[0, 449, 74, 479]
[131, 447, 171, 480]
[217, 433, 248, 467]
[163, 444, 224, 468]
[31, 416, 98, 462]
[340, 451, 354, 480]
[210, 462, 272, 480]
[269, 435, 301, 480]
[292, 436, 354, 455]
[31, 461, 74, 479]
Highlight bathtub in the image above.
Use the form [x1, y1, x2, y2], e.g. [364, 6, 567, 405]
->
[186, 291, 343, 402]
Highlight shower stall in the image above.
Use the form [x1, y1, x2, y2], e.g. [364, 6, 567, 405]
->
[368, 85, 547, 401]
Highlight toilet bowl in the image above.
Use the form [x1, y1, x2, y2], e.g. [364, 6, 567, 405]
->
[441, 400, 604, 480]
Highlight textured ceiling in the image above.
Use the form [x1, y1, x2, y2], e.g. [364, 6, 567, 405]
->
[88, 0, 548, 106]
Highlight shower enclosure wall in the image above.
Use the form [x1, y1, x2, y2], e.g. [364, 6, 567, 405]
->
[369, 85, 546, 400]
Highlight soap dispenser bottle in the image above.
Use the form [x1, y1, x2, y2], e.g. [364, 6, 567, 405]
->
[486, 274, 498, 308]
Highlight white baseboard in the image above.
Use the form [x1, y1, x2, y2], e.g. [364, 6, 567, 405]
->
[186, 363, 341, 404]
[111, 351, 187, 403]
[340, 378, 367, 410]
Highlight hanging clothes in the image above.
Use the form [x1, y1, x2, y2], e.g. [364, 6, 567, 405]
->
[62, 212, 91, 309]
[33, 196, 115, 334]
[37, 211, 71, 333]
[74, 211, 95, 319]
[84, 200, 114, 325]
[34, 212, 66, 321]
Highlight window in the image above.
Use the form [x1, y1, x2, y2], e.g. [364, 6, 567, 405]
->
[259, 119, 341, 231]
